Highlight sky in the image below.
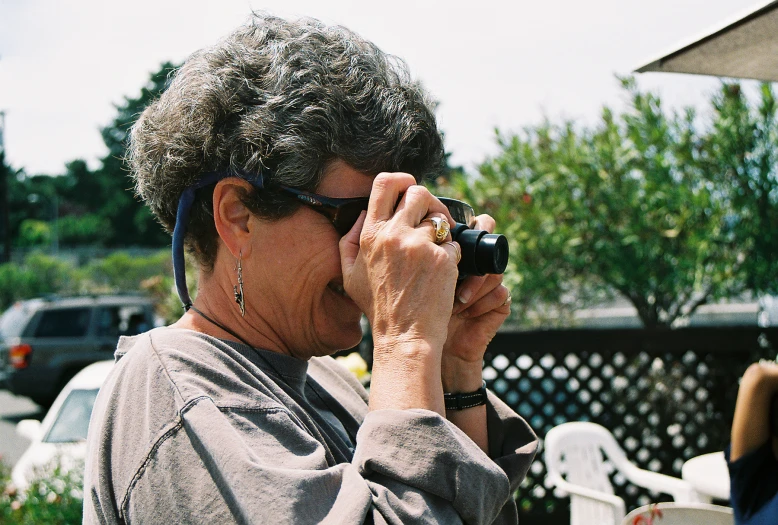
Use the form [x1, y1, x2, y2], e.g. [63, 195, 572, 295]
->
[0, 0, 769, 176]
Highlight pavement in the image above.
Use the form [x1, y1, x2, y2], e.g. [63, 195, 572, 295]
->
[0, 390, 43, 468]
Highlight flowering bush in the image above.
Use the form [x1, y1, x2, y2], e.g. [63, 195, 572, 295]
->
[0, 458, 84, 525]
[335, 352, 371, 385]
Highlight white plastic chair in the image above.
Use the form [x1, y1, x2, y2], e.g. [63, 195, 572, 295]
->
[544, 422, 704, 525]
[622, 502, 733, 525]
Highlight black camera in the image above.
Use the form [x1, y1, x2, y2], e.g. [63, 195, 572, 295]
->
[438, 198, 509, 278]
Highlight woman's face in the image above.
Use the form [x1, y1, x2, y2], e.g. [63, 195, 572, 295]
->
[246, 160, 373, 359]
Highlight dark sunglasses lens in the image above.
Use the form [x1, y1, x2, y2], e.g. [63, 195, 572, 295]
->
[438, 198, 476, 228]
[333, 200, 370, 235]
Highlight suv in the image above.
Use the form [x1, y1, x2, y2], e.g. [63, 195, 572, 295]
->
[0, 295, 155, 406]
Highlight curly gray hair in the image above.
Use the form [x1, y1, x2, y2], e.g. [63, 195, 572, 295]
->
[129, 13, 445, 269]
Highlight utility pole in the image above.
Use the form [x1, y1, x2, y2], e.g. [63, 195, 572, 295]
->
[0, 109, 10, 263]
[0, 52, 11, 263]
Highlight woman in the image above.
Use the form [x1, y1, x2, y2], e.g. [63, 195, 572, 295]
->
[83, 13, 537, 525]
[727, 361, 778, 524]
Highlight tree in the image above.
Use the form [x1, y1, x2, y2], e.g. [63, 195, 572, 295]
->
[440, 78, 771, 330]
[6, 171, 58, 249]
[0, 150, 13, 262]
[22, 62, 181, 249]
[701, 83, 778, 294]
[91, 62, 179, 246]
[4, 63, 180, 250]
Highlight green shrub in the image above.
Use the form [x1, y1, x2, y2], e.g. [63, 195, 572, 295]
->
[83, 251, 170, 293]
[17, 221, 51, 247]
[0, 263, 36, 312]
[24, 253, 82, 297]
[138, 254, 199, 324]
[0, 250, 194, 324]
[58, 215, 113, 246]
[0, 253, 82, 311]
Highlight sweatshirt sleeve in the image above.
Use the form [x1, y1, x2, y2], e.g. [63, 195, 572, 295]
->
[485, 390, 538, 493]
[118, 398, 527, 525]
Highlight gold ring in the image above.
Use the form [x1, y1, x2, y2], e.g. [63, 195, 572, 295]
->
[444, 241, 461, 263]
[422, 217, 450, 244]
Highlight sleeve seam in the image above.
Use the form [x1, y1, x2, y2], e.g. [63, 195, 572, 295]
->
[119, 414, 185, 520]
[118, 397, 297, 520]
[117, 332, 192, 520]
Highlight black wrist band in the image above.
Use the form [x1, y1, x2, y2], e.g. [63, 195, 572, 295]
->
[444, 380, 487, 410]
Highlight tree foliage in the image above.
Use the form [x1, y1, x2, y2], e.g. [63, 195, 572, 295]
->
[5, 62, 179, 250]
[701, 83, 778, 293]
[441, 79, 777, 329]
[91, 62, 180, 246]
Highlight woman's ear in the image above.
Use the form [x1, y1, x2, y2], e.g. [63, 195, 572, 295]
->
[212, 178, 256, 259]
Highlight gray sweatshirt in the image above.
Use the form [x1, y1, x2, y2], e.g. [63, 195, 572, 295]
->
[83, 327, 537, 524]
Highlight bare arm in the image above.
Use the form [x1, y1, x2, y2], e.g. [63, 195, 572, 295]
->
[442, 358, 490, 453]
[441, 214, 511, 454]
[730, 361, 778, 462]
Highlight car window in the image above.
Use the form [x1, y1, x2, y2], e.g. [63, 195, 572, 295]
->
[0, 303, 33, 338]
[95, 306, 149, 337]
[34, 308, 91, 338]
[44, 388, 100, 443]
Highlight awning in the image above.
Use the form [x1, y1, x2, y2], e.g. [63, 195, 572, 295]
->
[636, 0, 778, 82]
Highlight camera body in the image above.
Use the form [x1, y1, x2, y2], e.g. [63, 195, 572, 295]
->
[439, 198, 509, 278]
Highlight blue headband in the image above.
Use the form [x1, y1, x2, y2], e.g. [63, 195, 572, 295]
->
[172, 170, 265, 309]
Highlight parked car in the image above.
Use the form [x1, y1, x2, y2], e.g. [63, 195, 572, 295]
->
[0, 295, 154, 406]
[12, 360, 113, 489]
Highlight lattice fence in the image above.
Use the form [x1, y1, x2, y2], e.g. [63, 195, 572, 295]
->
[481, 327, 778, 524]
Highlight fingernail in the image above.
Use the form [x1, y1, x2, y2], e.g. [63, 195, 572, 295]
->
[458, 289, 472, 304]
[458, 309, 471, 319]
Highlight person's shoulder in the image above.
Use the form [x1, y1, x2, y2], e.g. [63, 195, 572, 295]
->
[109, 327, 225, 406]
[110, 328, 168, 388]
[126, 326, 235, 379]
[113, 326, 201, 368]
[100, 327, 184, 412]
[113, 327, 192, 386]
[143, 325, 213, 354]
[129, 327, 291, 409]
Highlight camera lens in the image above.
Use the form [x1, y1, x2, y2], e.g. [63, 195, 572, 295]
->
[475, 233, 509, 275]
[451, 224, 509, 277]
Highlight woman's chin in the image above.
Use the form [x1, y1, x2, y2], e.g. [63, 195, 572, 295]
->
[317, 286, 364, 353]
[326, 281, 362, 316]
[331, 314, 364, 350]
[314, 326, 363, 357]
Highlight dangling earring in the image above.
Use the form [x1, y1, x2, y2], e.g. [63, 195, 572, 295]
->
[233, 250, 245, 317]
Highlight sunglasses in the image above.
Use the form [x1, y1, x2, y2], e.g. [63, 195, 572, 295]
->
[275, 184, 477, 235]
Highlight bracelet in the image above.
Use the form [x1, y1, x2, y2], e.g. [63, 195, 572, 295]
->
[444, 380, 487, 410]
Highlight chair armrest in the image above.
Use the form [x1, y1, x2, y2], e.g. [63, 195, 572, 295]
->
[622, 465, 705, 503]
[547, 475, 626, 520]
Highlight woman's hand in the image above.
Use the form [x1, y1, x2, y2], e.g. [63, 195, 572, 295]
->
[340, 172, 460, 414]
[441, 214, 511, 392]
[340, 173, 458, 348]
